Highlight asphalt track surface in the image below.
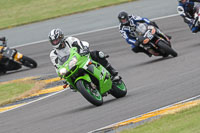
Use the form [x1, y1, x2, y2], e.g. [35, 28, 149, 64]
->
[0, 0, 177, 47]
[1, 15, 200, 133]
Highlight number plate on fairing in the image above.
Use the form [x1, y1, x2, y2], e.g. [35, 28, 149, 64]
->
[144, 30, 154, 40]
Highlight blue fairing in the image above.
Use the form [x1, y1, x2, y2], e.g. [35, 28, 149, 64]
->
[119, 15, 153, 48]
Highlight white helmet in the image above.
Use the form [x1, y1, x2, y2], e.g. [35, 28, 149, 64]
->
[48, 28, 64, 49]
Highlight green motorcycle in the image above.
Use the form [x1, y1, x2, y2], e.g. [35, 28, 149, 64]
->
[58, 47, 127, 106]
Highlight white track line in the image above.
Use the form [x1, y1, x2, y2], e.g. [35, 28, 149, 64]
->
[89, 94, 200, 133]
[13, 14, 179, 48]
[2, 13, 179, 114]
[0, 88, 69, 114]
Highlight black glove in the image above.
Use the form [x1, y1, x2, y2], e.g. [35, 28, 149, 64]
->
[72, 41, 81, 52]
[134, 40, 140, 47]
[80, 48, 89, 56]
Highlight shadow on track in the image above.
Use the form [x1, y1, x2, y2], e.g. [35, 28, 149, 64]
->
[63, 98, 116, 115]
[64, 95, 131, 114]
[44, 96, 130, 121]
[33, 95, 130, 125]
[0, 68, 31, 77]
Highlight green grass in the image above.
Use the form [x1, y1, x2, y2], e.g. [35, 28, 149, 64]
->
[0, 0, 135, 29]
[120, 104, 200, 133]
[0, 81, 35, 106]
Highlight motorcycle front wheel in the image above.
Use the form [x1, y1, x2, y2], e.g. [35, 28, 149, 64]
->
[110, 79, 127, 98]
[76, 80, 103, 106]
[157, 41, 178, 57]
[21, 56, 37, 68]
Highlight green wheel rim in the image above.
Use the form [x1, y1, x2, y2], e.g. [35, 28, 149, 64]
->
[84, 82, 102, 101]
[116, 81, 126, 91]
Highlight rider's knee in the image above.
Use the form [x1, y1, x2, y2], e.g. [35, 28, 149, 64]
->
[132, 47, 140, 53]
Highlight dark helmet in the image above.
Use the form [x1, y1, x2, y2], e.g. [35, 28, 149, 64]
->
[48, 28, 64, 49]
[118, 11, 129, 25]
[0, 37, 7, 47]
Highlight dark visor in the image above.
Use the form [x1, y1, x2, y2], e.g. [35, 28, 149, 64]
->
[121, 18, 127, 24]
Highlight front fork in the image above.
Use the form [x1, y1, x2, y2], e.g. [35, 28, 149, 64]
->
[156, 29, 171, 45]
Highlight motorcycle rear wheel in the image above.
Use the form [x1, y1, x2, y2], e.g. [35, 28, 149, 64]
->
[76, 80, 103, 106]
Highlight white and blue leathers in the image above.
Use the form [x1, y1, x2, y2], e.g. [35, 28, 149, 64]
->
[50, 37, 89, 72]
[177, 0, 200, 33]
[119, 15, 151, 48]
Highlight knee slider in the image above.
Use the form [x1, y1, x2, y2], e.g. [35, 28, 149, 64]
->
[132, 47, 139, 53]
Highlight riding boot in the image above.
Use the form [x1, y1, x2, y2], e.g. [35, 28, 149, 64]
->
[166, 35, 172, 40]
[132, 47, 152, 57]
[106, 63, 119, 81]
[143, 50, 152, 57]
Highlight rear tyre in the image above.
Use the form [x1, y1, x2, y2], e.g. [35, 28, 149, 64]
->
[76, 80, 103, 106]
[110, 80, 127, 98]
[21, 56, 37, 68]
[157, 41, 178, 57]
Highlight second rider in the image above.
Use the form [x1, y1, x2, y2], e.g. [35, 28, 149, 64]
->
[118, 11, 171, 57]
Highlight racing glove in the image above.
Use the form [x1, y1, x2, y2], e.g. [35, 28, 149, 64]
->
[80, 47, 89, 55]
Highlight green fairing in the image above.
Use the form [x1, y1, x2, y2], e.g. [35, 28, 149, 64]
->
[58, 47, 112, 95]
[75, 74, 91, 84]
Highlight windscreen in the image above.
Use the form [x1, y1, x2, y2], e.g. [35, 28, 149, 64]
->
[135, 23, 147, 35]
[58, 55, 70, 65]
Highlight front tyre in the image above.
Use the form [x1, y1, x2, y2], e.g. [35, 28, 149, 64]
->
[110, 80, 127, 98]
[21, 56, 37, 68]
[76, 80, 103, 106]
[157, 41, 178, 57]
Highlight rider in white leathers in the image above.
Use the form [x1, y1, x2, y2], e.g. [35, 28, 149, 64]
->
[49, 29, 119, 89]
